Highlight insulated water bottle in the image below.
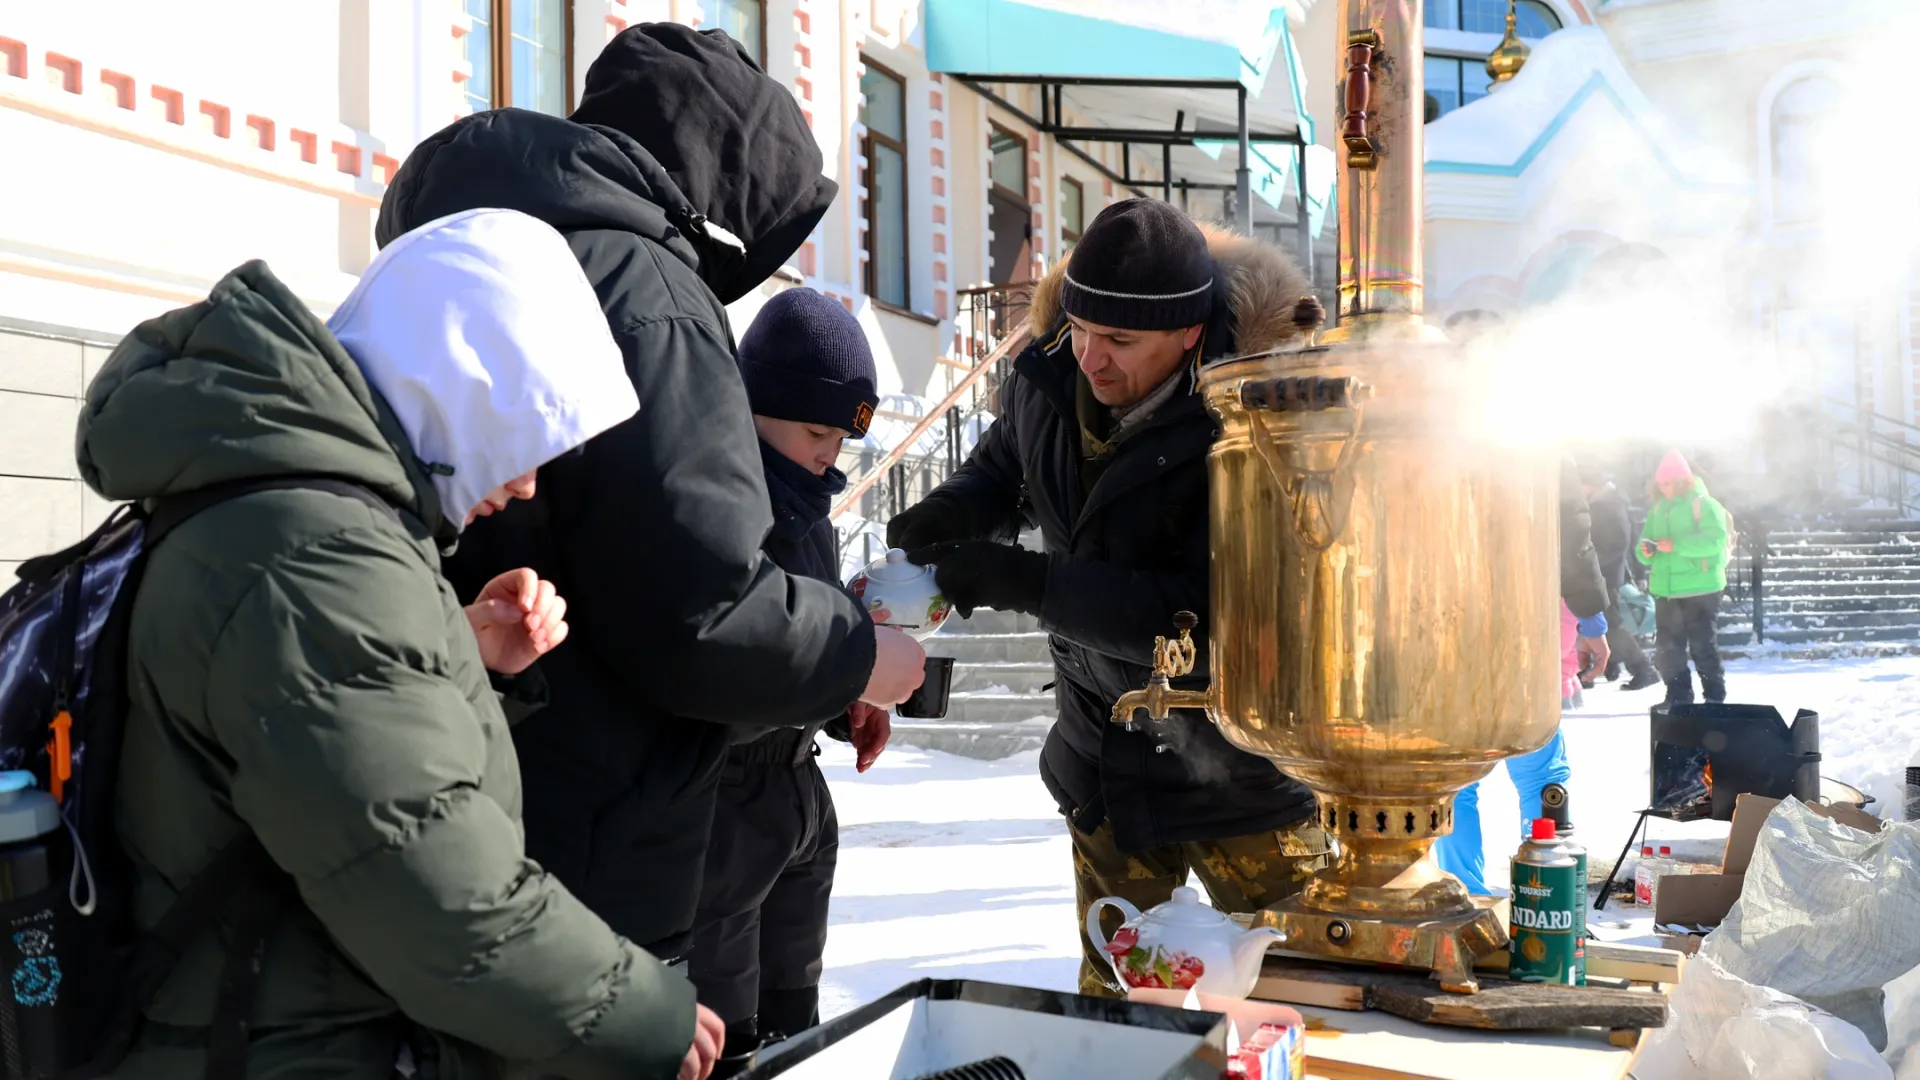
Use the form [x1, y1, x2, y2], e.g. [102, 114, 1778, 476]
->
[0, 770, 69, 1079]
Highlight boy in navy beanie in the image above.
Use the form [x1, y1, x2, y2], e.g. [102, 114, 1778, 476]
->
[690, 287, 889, 1074]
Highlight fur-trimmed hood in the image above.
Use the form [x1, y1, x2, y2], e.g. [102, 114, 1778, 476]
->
[1027, 222, 1316, 356]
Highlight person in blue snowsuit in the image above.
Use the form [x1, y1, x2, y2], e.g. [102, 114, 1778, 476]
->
[1435, 457, 1610, 894]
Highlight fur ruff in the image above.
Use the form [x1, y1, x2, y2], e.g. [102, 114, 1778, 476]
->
[1026, 221, 1316, 356]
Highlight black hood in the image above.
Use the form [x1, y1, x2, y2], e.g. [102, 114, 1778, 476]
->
[376, 25, 835, 304]
[571, 23, 837, 302]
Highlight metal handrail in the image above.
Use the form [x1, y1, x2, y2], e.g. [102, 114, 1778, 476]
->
[1828, 396, 1920, 438]
[830, 323, 1031, 520]
[830, 283, 1035, 524]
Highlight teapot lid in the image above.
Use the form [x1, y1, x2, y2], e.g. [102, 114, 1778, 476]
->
[1149, 886, 1236, 928]
[864, 548, 930, 584]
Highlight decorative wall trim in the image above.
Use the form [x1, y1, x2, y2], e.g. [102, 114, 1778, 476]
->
[928, 72, 950, 322]
[0, 32, 387, 207]
[0, 254, 337, 314]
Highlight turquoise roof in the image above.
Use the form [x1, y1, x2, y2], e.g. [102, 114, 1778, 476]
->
[926, 0, 1254, 86]
[924, 0, 1332, 237]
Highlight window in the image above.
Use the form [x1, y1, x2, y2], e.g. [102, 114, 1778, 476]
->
[1060, 177, 1085, 254]
[1426, 0, 1561, 37]
[1424, 55, 1492, 121]
[860, 60, 909, 309]
[707, 0, 766, 68]
[1771, 77, 1840, 226]
[989, 126, 1027, 199]
[463, 0, 570, 116]
[987, 124, 1031, 285]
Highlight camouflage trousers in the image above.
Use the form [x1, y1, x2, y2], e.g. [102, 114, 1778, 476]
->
[1072, 819, 1333, 997]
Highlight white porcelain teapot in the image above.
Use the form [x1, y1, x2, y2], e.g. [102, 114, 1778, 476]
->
[1085, 887, 1286, 998]
[846, 548, 954, 641]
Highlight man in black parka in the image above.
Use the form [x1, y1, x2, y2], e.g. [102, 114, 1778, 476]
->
[888, 201, 1329, 995]
[374, 24, 925, 967]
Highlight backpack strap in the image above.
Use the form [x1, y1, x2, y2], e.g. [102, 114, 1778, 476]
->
[205, 872, 288, 1080]
[65, 834, 274, 1080]
[145, 476, 403, 546]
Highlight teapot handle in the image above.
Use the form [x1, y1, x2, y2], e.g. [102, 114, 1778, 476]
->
[1084, 896, 1145, 983]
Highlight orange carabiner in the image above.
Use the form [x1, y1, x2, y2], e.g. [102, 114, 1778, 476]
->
[48, 712, 73, 803]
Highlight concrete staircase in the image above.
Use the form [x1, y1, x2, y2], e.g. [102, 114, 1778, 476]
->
[892, 607, 1057, 759]
[1720, 511, 1920, 657]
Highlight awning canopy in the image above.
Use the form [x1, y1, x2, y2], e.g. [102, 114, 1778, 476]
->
[925, 0, 1333, 249]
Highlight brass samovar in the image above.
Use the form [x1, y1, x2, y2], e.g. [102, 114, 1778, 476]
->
[1111, 0, 1560, 992]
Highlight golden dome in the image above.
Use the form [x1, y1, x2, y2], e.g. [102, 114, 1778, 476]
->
[1486, 0, 1531, 85]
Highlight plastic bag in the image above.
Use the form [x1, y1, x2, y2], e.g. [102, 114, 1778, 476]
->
[1888, 966, 1920, 1077]
[1637, 954, 1891, 1080]
[1700, 799, 1920, 1050]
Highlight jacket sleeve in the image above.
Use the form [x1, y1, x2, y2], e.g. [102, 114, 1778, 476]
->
[203, 536, 694, 1080]
[1589, 496, 1631, 586]
[489, 665, 548, 726]
[1673, 497, 1731, 558]
[913, 379, 1029, 543]
[1558, 459, 1609, 620]
[1037, 504, 1210, 668]
[561, 312, 877, 726]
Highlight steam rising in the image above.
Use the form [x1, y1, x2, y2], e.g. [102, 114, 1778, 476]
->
[1451, 17, 1920, 484]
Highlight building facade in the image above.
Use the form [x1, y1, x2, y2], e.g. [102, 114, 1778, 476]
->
[1409, 0, 1916, 478]
[1, 0, 1335, 576]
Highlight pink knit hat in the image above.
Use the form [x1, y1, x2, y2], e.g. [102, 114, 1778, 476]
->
[1655, 450, 1692, 485]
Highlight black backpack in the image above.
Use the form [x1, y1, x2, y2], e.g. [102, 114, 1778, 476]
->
[0, 476, 397, 1080]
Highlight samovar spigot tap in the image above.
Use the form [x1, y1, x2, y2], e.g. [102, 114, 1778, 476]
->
[1110, 611, 1210, 729]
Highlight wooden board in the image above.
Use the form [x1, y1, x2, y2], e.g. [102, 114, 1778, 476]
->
[1255, 957, 1668, 1032]
[1476, 939, 1685, 986]
[1229, 913, 1685, 987]
[1291, 1004, 1639, 1080]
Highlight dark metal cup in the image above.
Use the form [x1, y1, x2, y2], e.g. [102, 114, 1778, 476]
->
[895, 657, 955, 719]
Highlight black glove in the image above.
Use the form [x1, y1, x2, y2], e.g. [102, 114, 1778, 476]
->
[908, 541, 1048, 618]
[887, 498, 966, 552]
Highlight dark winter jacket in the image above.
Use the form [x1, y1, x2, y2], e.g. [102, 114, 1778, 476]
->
[729, 441, 856, 754]
[1560, 457, 1609, 621]
[1587, 482, 1633, 593]
[374, 30, 874, 957]
[904, 226, 1321, 854]
[77, 263, 692, 1080]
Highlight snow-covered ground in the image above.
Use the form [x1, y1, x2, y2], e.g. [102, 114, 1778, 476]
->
[818, 655, 1920, 1022]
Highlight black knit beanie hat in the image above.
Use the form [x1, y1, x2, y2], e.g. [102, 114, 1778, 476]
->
[738, 288, 880, 437]
[1060, 198, 1215, 330]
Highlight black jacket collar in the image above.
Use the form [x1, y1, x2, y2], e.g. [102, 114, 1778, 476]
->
[760, 440, 844, 546]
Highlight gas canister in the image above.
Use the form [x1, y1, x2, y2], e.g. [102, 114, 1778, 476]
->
[1509, 817, 1581, 985]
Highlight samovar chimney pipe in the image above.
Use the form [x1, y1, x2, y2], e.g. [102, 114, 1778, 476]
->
[1323, 0, 1433, 344]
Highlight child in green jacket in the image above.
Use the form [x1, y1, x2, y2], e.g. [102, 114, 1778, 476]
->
[1637, 450, 1731, 704]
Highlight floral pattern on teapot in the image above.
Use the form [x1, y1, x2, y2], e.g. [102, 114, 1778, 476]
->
[1104, 927, 1207, 991]
[1086, 886, 1286, 999]
[846, 548, 953, 641]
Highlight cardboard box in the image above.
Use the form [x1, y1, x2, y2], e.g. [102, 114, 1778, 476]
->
[1652, 872, 1746, 928]
[1721, 794, 1883, 875]
[1656, 933, 1705, 956]
[1653, 795, 1886, 931]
